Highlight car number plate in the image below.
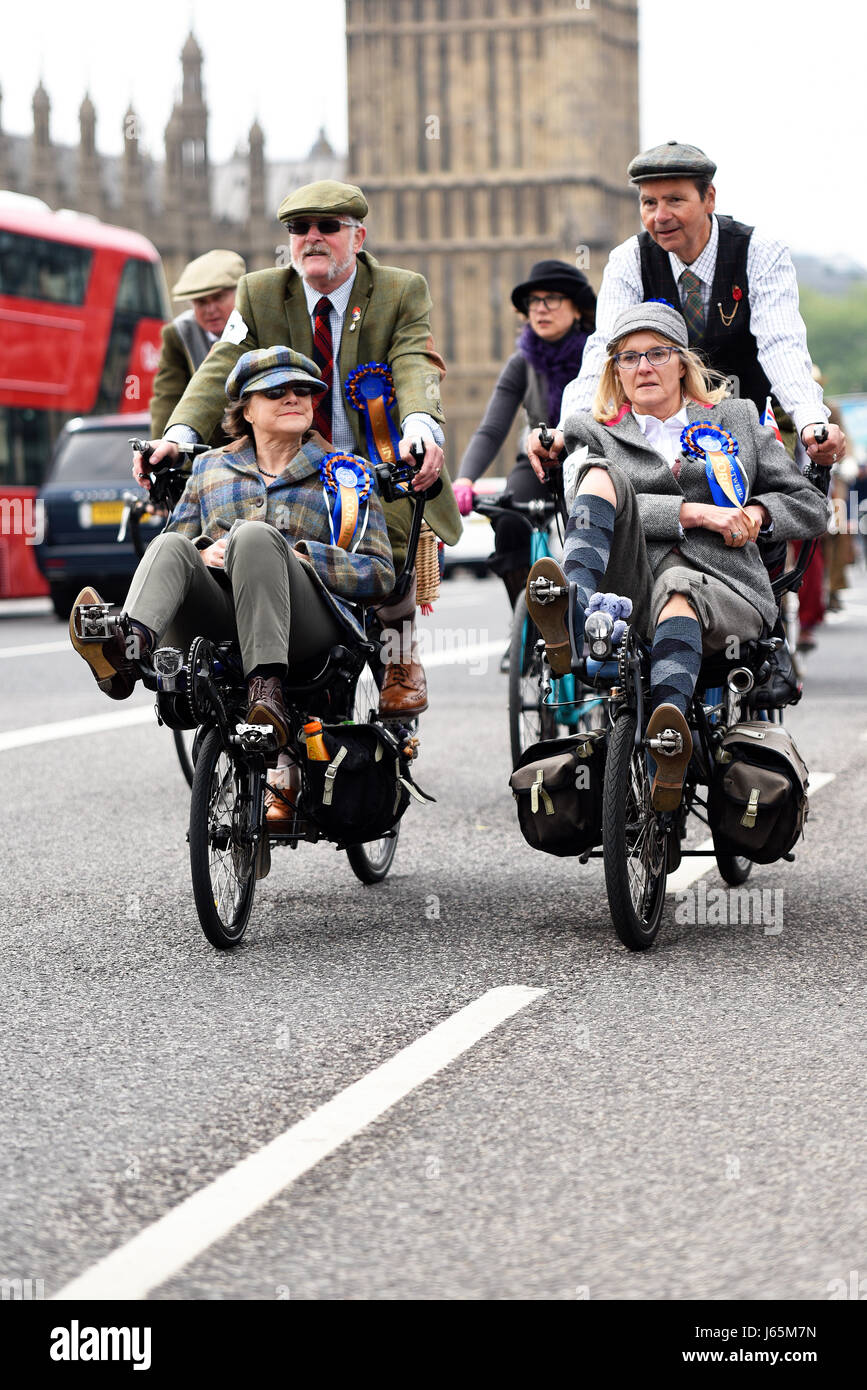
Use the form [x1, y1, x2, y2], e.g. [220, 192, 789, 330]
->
[90, 501, 126, 526]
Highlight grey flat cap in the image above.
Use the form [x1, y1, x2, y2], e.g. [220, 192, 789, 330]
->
[627, 140, 716, 185]
[606, 302, 689, 352]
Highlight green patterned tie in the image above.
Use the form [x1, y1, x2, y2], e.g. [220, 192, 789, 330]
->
[679, 269, 705, 335]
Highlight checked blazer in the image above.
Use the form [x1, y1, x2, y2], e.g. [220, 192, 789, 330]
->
[165, 439, 395, 639]
[561, 396, 828, 633]
[165, 251, 462, 550]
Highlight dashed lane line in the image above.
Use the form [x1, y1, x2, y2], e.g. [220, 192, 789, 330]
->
[52, 985, 548, 1301]
[0, 707, 154, 752]
[0, 640, 70, 659]
[666, 772, 836, 893]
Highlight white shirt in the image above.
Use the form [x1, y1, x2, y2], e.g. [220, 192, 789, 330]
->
[560, 214, 827, 438]
[633, 403, 690, 469]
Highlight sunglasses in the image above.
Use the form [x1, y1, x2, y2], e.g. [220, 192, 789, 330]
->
[258, 383, 315, 399]
[284, 218, 355, 236]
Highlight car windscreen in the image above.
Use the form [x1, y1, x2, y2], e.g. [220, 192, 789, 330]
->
[48, 430, 139, 484]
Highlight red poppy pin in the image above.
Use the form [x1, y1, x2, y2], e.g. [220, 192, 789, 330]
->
[718, 285, 742, 327]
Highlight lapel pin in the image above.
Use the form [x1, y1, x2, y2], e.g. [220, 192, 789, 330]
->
[348, 305, 362, 332]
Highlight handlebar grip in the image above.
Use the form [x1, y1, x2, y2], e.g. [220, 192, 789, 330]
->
[409, 439, 426, 469]
[129, 437, 153, 466]
[537, 421, 554, 451]
[813, 424, 829, 446]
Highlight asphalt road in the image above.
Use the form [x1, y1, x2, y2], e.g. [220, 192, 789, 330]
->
[1, 567, 865, 1301]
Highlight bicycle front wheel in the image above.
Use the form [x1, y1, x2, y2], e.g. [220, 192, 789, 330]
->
[602, 712, 668, 950]
[189, 728, 259, 949]
[508, 592, 557, 765]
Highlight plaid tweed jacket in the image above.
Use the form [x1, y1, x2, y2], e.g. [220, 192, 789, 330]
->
[164, 250, 461, 549]
[562, 396, 828, 632]
[166, 439, 395, 638]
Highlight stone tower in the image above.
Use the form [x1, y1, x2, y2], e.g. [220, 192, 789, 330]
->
[77, 94, 104, 218]
[161, 31, 212, 277]
[345, 0, 639, 465]
[30, 81, 59, 208]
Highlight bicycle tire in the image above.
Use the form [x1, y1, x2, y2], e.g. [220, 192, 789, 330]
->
[173, 727, 197, 787]
[346, 832, 399, 883]
[714, 849, 753, 885]
[602, 711, 668, 950]
[189, 727, 258, 949]
[508, 592, 557, 765]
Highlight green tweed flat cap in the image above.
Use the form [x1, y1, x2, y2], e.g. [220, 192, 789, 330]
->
[225, 346, 326, 401]
[277, 180, 368, 226]
[171, 249, 246, 299]
[627, 140, 716, 185]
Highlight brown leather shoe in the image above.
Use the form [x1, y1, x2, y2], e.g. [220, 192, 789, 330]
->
[246, 675, 290, 747]
[525, 558, 572, 676]
[265, 769, 299, 831]
[379, 659, 429, 716]
[646, 704, 693, 812]
[69, 587, 139, 700]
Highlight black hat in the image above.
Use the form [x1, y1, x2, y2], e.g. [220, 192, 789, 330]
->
[510, 260, 596, 315]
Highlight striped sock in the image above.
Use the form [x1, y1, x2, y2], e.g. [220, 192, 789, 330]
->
[563, 495, 615, 624]
[650, 616, 702, 716]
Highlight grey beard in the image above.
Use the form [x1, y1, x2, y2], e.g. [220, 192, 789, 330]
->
[291, 246, 355, 284]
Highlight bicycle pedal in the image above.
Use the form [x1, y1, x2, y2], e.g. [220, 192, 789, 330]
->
[647, 729, 685, 756]
[72, 603, 117, 642]
[235, 722, 280, 752]
[528, 575, 567, 605]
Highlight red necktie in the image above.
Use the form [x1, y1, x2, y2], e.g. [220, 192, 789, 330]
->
[312, 296, 333, 442]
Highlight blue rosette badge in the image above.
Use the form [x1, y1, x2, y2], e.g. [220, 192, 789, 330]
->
[319, 452, 373, 550]
[344, 362, 402, 466]
[680, 422, 749, 510]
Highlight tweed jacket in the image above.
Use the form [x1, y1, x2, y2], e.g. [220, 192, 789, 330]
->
[562, 396, 828, 631]
[165, 439, 395, 639]
[150, 313, 215, 440]
[164, 251, 462, 547]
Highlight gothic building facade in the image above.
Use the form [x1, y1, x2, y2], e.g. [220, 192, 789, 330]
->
[2, 4, 639, 467]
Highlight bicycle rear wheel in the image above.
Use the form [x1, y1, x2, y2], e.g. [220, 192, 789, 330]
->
[603, 712, 668, 950]
[173, 727, 198, 787]
[508, 592, 557, 765]
[346, 831, 399, 883]
[189, 727, 259, 949]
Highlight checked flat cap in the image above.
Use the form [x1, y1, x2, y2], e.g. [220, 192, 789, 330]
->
[171, 249, 246, 299]
[627, 140, 717, 185]
[277, 180, 368, 225]
[606, 302, 689, 353]
[225, 346, 327, 400]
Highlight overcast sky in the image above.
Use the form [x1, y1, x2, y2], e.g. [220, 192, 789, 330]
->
[2, 0, 863, 264]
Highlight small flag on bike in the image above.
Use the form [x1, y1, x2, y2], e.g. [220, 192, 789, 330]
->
[761, 397, 784, 445]
[344, 362, 403, 467]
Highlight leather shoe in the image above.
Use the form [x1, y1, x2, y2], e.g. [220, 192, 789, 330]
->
[69, 587, 139, 700]
[246, 675, 290, 746]
[379, 659, 429, 716]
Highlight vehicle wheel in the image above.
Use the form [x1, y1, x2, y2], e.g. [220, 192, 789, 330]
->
[346, 830, 399, 883]
[603, 711, 668, 950]
[49, 581, 78, 620]
[715, 849, 753, 885]
[173, 727, 198, 787]
[508, 592, 557, 765]
[189, 727, 259, 949]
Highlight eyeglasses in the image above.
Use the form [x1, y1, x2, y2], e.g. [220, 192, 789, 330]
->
[613, 346, 681, 369]
[526, 293, 566, 311]
[258, 383, 315, 399]
[284, 218, 356, 236]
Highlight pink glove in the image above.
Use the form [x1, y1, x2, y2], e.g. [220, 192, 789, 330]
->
[454, 481, 475, 516]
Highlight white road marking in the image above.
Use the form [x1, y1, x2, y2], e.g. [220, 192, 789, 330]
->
[0, 707, 154, 752]
[666, 772, 836, 893]
[52, 985, 548, 1301]
[0, 640, 70, 659]
[425, 639, 503, 668]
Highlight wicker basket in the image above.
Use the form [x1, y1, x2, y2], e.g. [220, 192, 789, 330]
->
[416, 521, 440, 614]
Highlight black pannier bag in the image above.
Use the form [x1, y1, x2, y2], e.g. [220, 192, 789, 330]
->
[509, 731, 606, 857]
[301, 722, 434, 845]
[708, 720, 809, 864]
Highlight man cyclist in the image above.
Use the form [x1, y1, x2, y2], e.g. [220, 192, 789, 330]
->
[135, 180, 460, 719]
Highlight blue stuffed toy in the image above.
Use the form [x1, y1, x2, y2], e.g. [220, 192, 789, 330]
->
[586, 591, 633, 648]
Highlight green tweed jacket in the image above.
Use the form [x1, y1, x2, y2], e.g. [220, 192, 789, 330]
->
[165, 251, 461, 549]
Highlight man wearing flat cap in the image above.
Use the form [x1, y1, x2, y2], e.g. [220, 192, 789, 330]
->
[142, 180, 459, 717]
[150, 249, 246, 441]
[529, 139, 844, 472]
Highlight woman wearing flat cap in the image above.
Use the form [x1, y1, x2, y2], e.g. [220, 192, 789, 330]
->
[70, 346, 395, 771]
[452, 260, 596, 618]
[526, 301, 827, 811]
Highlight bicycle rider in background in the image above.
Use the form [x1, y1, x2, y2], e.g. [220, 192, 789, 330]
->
[451, 261, 596, 626]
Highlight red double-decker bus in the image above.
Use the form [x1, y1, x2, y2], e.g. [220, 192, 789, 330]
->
[0, 194, 169, 596]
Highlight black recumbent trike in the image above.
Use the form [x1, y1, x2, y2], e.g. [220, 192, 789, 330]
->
[511, 429, 831, 952]
[81, 441, 434, 950]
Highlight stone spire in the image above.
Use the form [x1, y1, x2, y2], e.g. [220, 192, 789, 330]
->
[77, 93, 103, 216]
[30, 80, 57, 206]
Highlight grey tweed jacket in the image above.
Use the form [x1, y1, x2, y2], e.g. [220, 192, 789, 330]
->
[561, 397, 828, 630]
